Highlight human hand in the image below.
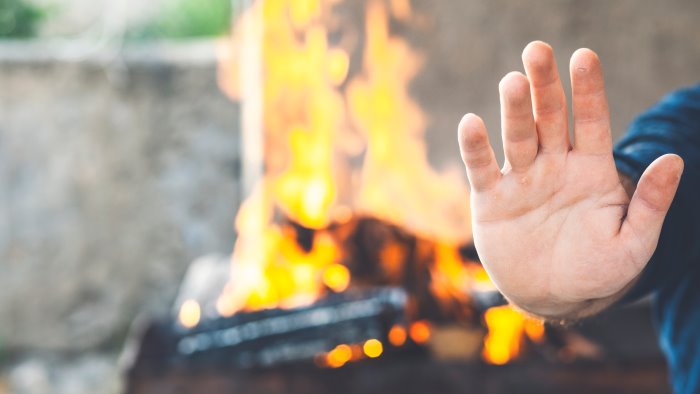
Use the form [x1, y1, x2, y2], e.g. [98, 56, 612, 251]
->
[458, 41, 683, 319]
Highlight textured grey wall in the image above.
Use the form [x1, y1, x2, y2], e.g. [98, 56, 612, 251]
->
[411, 0, 700, 170]
[0, 42, 240, 351]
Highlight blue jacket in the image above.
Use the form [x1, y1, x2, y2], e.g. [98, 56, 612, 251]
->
[614, 83, 700, 394]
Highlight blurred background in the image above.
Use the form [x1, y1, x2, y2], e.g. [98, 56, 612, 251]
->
[1, 0, 699, 393]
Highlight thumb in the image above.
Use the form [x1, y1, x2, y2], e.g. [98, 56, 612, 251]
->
[620, 154, 684, 258]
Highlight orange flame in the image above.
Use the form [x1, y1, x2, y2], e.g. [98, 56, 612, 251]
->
[217, 0, 349, 315]
[327, 344, 353, 368]
[217, 0, 539, 367]
[482, 305, 545, 365]
[347, 0, 471, 244]
[218, 0, 470, 318]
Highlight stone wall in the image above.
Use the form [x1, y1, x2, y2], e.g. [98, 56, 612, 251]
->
[0, 41, 240, 352]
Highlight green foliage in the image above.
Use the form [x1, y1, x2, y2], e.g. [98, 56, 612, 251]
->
[132, 0, 231, 40]
[0, 0, 44, 38]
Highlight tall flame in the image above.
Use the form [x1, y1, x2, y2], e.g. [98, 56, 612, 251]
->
[217, 0, 471, 317]
[213, 0, 541, 366]
[347, 0, 471, 244]
[217, 0, 348, 315]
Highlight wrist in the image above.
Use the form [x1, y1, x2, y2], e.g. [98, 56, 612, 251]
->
[506, 276, 639, 322]
[506, 296, 592, 321]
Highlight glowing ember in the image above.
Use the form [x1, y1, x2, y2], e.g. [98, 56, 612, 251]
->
[409, 320, 431, 344]
[388, 325, 407, 347]
[178, 299, 201, 329]
[322, 263, 351, 292]
[363, 339, 384, 358]
[524, 319, 546, 343]
[327, 344, 353, 368]
[350, 344, 364, 361]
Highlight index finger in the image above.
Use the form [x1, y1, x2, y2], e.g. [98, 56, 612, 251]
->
[458, 113, 501, 192]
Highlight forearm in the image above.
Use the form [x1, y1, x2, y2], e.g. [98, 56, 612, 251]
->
[612, 84, 700, 302]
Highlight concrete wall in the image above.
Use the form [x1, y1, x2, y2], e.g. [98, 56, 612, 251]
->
[412, 0, 700, 170]
[0, 41, 240, 351]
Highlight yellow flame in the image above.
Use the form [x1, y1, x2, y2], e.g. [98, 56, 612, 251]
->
[219, 0, 472, 327]
[482, 306, 529, 365]
[322, 263, 351, 292]
[430, 243, 472, 305]
[218, 0, 548, 368]
[289, 0, 321, 27]
[327, 49, 350, 86]
[178, 299, 201, 329]
[346, 0, 471, 244]
[477, 271, 545, 364]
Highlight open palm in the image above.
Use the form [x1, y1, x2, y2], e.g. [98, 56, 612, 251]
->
[458, 42, 683, 318]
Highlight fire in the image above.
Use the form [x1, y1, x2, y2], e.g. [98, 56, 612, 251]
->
[429, 243, 475, 305]
[347, 0, 471, 244]
[216, 0, 350, 316]
[525, 318, 546, 343]
[315, 339, 383, 368]
[214, 0, 542, 367]
[322, 263, 351, 292]
[482, 305, 545, 365]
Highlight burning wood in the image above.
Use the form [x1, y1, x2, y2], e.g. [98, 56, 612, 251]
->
[128, 287, 409, 371]
[159, 214, 544, 370]
[206, 0, 546, 370]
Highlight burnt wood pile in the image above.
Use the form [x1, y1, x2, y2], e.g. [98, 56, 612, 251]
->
[125, 307, 669, 394]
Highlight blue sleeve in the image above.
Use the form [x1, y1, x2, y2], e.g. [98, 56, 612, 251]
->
[614, 83, 700, 302]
